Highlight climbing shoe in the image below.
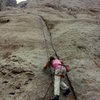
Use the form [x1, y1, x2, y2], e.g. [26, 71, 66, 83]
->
[63, 88, 71, 96]
[51, 95, 59, 100]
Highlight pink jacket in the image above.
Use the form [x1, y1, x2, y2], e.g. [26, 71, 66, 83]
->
[52, 59, 64, 70]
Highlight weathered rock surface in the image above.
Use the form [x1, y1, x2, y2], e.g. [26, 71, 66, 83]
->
[0, 0, 7, 11]
[27, 0, 100, 10]
[0, 0, 16, 11]
[0, 0, 100, 100]
[6, 0, 17, 7]
[17, 1, 28, 8]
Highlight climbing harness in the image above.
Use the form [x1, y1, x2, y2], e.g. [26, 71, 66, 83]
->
[40, 16, 78, 100]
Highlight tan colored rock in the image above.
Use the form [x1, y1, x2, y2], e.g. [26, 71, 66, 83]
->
[0, 1, 100, 100]
[0, 0, 16, 11]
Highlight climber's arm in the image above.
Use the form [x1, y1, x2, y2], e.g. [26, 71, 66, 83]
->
[43, 61, 51, 70]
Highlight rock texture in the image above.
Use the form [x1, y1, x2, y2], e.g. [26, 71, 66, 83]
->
[27, 0, 100, 10]
[6, 0, 17, 7]
[17, 1, 28, 8]
[0, 0, 16, 11]
[0, 0, 100, 100]
[0, 0, 7, 11]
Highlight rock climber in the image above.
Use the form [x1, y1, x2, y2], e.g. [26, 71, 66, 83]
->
[43, 56, 71, 100]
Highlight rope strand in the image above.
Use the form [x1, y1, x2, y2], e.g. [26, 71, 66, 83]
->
[40, 16, 78, 100]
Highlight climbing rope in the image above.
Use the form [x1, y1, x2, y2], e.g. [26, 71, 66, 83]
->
[42, 81, 53, 100]
[41, 21, 50, 59]
[40, 16, 54, 100]
[40, 16, 59, 58]
[26, 12, 78, 100]
[40, 16, 78, 100]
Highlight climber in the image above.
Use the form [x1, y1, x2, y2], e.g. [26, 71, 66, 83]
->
[43, 56, 71, 100]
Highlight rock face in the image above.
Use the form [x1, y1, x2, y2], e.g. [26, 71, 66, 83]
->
[6, 0, 17, 6]
[17, 1, 28, 8]
[0, 0, 100, 100]
[27, 0, 100, 10]
[0, 0, 7, 11]
[0, 0, 16, 11]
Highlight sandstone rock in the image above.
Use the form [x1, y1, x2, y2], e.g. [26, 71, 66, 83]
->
[17, 1, 28, 8]
[0, 0, 16, 11]
[0, 17, 10, 23]
[27, 0, 100, 10]
[6, 0, 17, 7]
[0, 0, 7, 11]
[0, 0, 100, 100]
